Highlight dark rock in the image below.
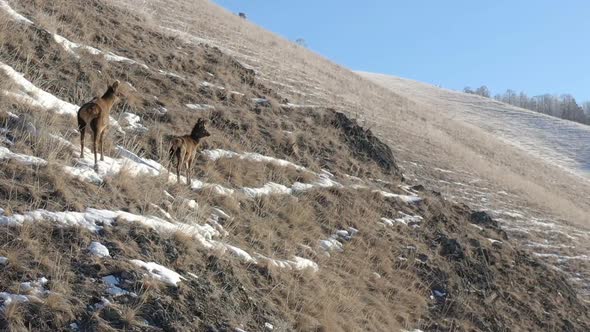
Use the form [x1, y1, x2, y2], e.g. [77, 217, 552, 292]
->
[470, 211, 498, 228]
[410, 184, 426, 192]
[439, 237, 465, 260]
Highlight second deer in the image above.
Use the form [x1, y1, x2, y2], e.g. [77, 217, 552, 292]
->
[169, 118, 210, 184]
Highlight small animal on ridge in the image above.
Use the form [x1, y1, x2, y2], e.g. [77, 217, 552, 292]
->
[169, 118, 211, 184]
[77, 80, 123, 170]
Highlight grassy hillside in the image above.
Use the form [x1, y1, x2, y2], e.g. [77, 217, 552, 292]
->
[0, 0, 588, 331]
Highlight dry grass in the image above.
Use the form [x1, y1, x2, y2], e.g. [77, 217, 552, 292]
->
[0, 0, 589, 331]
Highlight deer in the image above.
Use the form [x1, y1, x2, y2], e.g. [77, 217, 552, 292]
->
[77, 80, 123, 171]
[168, 118, 210, 185]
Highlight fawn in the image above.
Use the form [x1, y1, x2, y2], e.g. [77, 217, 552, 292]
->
[169, 118, 210, 184]
[77, 81, 122, 170]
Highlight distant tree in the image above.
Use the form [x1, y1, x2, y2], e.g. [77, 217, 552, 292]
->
[475, 85, 490, 98]
[463, 87, 474, 94]
[295, 38, 307, 47]
[504, 89, 518, 105]
[238, 12, 247, 19]
[582, 101, 590, 116]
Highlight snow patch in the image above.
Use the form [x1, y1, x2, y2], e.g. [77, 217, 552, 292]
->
[0, 0, 33, 24]
[88, 242, 110, 258]
[376, 190, 422, 203]
[186, 103, 215, 111]
[102, 275, 135, 297]
[130, 259, 185, 286]
[53, 34, 149, 69]
[223, 244, 256, 263]
[200, 81, 225, 90]
[202, 149, 308, 171]
[0, 208, 221, 249]
[241, 182, 292, 198]
[120, 112, 148, 133]
[0, 147, 47, 166]
[20, 277, 49, 297]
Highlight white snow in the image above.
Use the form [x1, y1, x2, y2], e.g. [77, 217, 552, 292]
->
[0, 62, 78, 116]
[395, 212, 423, 226]
[533, 253, 590, 261]
[0, 208, 221, 248]
[280, 103, 319, 109]
[53, 34, 149, 69]
[64, 145, 165, 185]
[223, 244, 256, 263]
[0, 292, 29, 310]
[380, 218, 395, 226]
[0, 0, 33, 24]
[211, 207, 231, 220]
[20, 277, 49, 297]
[130, 259, 185, 286]
[202, 149, 308, 171]
[381, 212, 422, 227]
[88, 242, 110, 258]
[241, 182, 292, 198]
[487, 238, 503, 245]
[120, 112, 148, 133]
[255, 254, 319, 272]
[319, 238, 344, 254]
[0, 147, 47, 166]
[0, 257, 7, 265]
[186, 103, 215, 111]
[264, 322, 274, 330]
[0, 208, 115, 232]
[93, 297, 112, 310]
[102, 275, 135, 297]
[158, 69, 184, 79]
[200, 81, 225, 90]
[376, 190, 422, 203]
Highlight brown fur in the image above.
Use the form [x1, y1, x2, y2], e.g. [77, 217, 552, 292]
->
[77, 81, 122, 170]
[169, 118, 211, 184]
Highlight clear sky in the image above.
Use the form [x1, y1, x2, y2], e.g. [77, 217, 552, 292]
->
[212, 0, 589, 102]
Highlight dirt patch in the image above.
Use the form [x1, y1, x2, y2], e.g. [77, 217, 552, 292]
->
[330, 110, 402, 177]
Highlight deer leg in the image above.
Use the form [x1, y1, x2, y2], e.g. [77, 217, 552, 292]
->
[186, 157, 191, 185]
[93, 129, 99, 171]
[79, 127, 86, 158]
[78, 118, 86, 158]
[176, 152, 182, 184]
[187, 153, 196, 186]
[99, 129, 106, 161]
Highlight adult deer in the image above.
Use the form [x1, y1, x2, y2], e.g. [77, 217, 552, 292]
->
[169, 118, 210, 184]
[77, 80, 123, 170]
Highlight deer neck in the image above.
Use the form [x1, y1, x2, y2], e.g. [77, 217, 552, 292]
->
[100, 88, 118, 112]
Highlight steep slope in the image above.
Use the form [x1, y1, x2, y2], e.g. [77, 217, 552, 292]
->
[0, 1, 589, 331]
[117, 0, 590, 301]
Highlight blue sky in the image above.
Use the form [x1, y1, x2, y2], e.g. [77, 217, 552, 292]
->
[213, 0, 589, 102]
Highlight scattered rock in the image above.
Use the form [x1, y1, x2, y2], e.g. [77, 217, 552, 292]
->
[439, 237, 465, 260]
[469, 211, 498, 228]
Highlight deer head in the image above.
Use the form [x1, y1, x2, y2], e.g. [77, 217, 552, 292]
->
[191, 118, 211, 140]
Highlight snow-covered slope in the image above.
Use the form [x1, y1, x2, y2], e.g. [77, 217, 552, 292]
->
[358, 72, 590, 179]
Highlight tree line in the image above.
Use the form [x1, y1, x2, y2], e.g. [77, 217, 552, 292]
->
[463, 86, 590, 125]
